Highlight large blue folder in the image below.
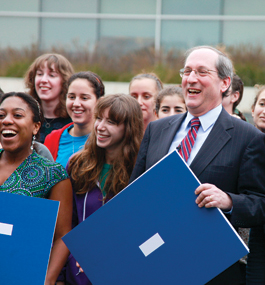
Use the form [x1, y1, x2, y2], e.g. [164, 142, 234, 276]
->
[0, 192, 59, 284]
[63, 150, 248, 284]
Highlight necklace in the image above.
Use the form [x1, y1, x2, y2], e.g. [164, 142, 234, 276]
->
[44, 118, 56, 128]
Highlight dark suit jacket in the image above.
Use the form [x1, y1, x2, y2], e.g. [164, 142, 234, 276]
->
[130, 108, 265, 284]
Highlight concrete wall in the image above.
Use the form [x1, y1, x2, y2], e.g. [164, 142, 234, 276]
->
[0, 76, 256, 115]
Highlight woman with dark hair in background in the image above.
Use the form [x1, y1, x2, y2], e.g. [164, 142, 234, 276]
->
[155, 85, 186, 119]
[59, 94, 143, 285]
[0, 92, 72, 285]
[25, 53, 74, 143]
[129, 72, 163, 131]
[44, 71, 105, 168]
[222, 74, 247, 121]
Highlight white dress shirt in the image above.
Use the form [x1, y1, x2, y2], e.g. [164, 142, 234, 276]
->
[168, 104, 222, 165]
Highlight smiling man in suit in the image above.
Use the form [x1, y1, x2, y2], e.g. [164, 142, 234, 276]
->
[130, 46, 265, 284]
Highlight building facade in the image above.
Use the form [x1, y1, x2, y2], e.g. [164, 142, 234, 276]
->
[1, 0, 265, 54]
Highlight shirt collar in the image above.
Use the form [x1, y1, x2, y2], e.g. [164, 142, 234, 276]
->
[184, 104, 222, 131]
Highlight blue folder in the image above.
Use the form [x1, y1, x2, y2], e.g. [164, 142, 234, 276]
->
[0, 192, 59, 284]
[63, 150, 248, 285]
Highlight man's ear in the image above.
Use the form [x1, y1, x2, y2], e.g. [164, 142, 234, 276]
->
[221, 77, 231, 94]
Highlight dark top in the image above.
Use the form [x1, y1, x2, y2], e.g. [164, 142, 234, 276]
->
[39, 117, 72, 143]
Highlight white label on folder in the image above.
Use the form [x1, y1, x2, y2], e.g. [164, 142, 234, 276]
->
[139, 233, 164, 257]
[0, 222, 13, 236]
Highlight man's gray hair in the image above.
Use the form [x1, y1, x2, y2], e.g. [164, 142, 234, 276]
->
[184, 46, 233, 96]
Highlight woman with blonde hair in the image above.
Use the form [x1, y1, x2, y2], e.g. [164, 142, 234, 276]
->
[129, 73, 163, 131]
[59, 94, 143, 285]
[25, 53, 74, 142]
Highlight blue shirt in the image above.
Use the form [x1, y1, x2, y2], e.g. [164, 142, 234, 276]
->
[168, 104, 222, 165]
[56, 125, 89, 168]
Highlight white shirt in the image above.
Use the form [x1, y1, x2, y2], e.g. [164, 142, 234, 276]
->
[168, 104, 222, 165]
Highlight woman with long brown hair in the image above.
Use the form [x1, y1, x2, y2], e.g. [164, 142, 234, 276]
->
[60, 94, 143, 285]
[25, 53, 74, 143]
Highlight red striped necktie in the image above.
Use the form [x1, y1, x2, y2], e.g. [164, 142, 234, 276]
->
[177, 117, 201, 162]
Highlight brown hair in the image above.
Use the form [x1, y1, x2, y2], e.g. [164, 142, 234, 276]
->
[68, 94, 144, 199]
[229, 74, 246, 121]
[68, 71, 105, 99]
[24, 53, 74, 118]
[230, 74, 244, 109]
[155, 85, 185, 114]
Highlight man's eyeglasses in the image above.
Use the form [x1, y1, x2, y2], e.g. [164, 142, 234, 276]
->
[179, 68, 218, 78]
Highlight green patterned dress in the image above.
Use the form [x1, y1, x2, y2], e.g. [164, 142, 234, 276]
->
[0, 150, 68, 198]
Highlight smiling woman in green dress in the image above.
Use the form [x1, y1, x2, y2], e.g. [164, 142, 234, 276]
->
[0, 92, 72, 285]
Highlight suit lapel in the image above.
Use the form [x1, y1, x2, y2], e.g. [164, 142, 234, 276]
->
[156, 113, 187, 159]
[190, 109, 234, 177]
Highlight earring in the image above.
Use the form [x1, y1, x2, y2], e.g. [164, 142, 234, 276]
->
[31, 135, 36, 151]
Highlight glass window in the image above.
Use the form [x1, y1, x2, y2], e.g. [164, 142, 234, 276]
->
[1, 0, 265, 54]
[0, 0, 38, 12]
[224, 0, 265, 15]
[100, 0, 156, 14]
[98, 19, 155, 54]
[223, 21, 265, 46]
[40, 18, 98, 50]
[42, 0, 98, 13]
[100, 19, 155, 37]
[162, 0, 222, 15]
[0, 17, 38, 48]
[161, 20, 221, 50]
